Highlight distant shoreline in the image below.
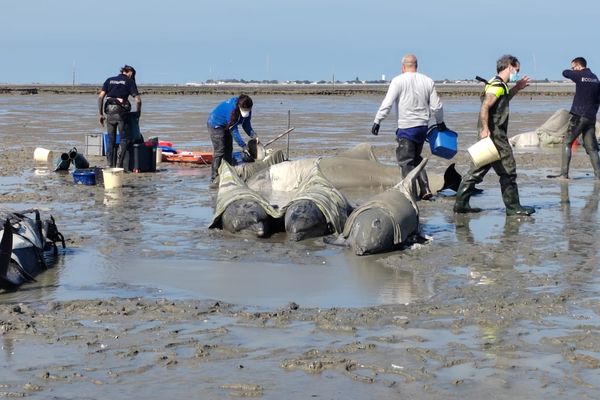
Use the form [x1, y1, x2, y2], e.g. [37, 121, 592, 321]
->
[0, 82, 575, 96]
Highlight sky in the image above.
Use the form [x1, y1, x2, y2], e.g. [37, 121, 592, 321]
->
[1, 0, 598, 85]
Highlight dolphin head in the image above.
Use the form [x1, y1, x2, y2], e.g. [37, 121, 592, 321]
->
[347, 209, 395, 256]
[285, 199, 329, 241]
[221, 199, 273, 238]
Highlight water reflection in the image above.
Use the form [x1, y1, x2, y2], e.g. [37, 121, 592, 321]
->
[341, 252, 416, 305]
[454, 213, 530, 285]
[103, 189, 123, 207]
[559, 181, 600, 278]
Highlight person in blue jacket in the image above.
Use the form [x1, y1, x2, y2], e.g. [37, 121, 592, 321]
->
[207, 94, 258, 185]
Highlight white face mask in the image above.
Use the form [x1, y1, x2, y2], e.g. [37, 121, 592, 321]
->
[240, 108, 250, 118]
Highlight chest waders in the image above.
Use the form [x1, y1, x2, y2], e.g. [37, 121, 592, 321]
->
[454, 78, 535, 216]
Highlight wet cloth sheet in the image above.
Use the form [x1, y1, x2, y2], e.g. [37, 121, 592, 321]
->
[535, 108, 600, 146]
[233, 149, 287, 182]
[210, 160, 350, 234]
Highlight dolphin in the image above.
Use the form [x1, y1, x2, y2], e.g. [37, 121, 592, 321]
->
[220, 199, 280, 238]
[284, 199, 330, 241]
[237, 144, 463, 198]
[326, 159, 427, 256]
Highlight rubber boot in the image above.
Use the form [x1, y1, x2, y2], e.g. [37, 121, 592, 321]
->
[588, 150, 600, 180]
[68, 148, 90, 169]
[54, 153, 71, 172]
[417, 170, 434, 200]
[548, 144, 571, 179]
[502, 183, 535, 216]
[453, 181, 482, 213]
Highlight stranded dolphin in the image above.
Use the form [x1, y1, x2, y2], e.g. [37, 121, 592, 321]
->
[234, 144, 462, 197]
[210, 160, 351, 241]
[209, 162, 283, 238]
[326, 159, 427, 256]
[284, 199, 329, 241]
[220, 199, 279, 238]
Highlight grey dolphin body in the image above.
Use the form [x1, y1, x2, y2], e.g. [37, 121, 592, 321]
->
[220, 199, 279, 238]
[236, 144, 461, 196]
[284, 199, 330, 241]
[328, 159, 427, 256]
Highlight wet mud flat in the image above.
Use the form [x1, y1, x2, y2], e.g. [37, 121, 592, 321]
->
[0, 94, 599, 399]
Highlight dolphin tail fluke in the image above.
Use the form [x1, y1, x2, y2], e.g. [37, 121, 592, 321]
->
[323, 234, 350, 247]
[399, 158, 429, 198]
[441, 163, 462, 192]
[0, 219, 14, 280]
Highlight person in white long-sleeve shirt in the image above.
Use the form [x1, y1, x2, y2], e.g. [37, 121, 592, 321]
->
[371, 54, 447, 199]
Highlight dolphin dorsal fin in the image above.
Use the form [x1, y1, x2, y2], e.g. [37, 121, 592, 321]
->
[398, 158, 429, 197]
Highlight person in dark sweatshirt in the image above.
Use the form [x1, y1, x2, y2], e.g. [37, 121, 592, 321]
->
[550, 57, 600, 179]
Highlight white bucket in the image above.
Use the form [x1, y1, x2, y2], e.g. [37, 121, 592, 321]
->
[33, 147, 53, 163]
[467, 137, 501, 168]
[156, 147, 162, 165]
[102, 167, 124, 189]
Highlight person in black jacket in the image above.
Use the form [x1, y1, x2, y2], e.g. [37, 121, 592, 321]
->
[98, 65, 142, 168]
[549, 57, 600, 179]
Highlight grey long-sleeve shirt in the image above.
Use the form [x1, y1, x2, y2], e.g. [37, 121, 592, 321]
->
[374, 72, 444, 129]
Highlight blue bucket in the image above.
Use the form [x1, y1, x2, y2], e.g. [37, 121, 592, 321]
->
[72, 169, 97, 185]
[427, 127, 458, 159]
[103, 132, 121, 155]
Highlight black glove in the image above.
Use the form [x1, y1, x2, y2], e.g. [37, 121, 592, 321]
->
[437, 122, 448, 132]
[241, 147, 254, 162]
[371, 123, 380, 136]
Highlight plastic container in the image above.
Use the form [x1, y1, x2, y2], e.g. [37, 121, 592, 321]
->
[131, 143, 157, 173]
[468, 137, 501, 168]
[103, 132, 121, 156]
[102, 167, 124, 189]
[33, 147, 53, 163]
[84, 133, 103, 156]
[72, 169, 97, 185]
[156, 147, 162, 165]
[426, 127, 458, 159]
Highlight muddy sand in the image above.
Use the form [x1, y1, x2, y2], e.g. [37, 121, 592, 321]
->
[0, 94, 599, 399]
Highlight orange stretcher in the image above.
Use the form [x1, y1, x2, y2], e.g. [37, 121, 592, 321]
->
[162, 151, 213, 165]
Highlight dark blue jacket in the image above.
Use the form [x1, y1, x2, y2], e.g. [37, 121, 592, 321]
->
[102, 74, 139, 99]
[563, 68, 600, 120]
[207, 97, 256, 148]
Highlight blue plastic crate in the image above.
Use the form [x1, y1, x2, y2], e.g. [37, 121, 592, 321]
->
[427, 128, 458, 159]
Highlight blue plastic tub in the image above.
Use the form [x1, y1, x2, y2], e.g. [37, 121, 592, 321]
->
[427, 127, 458, 159]
[73, 169, 97, 185]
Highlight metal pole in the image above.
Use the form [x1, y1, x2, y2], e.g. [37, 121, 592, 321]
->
[287, 110, 291, 160]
